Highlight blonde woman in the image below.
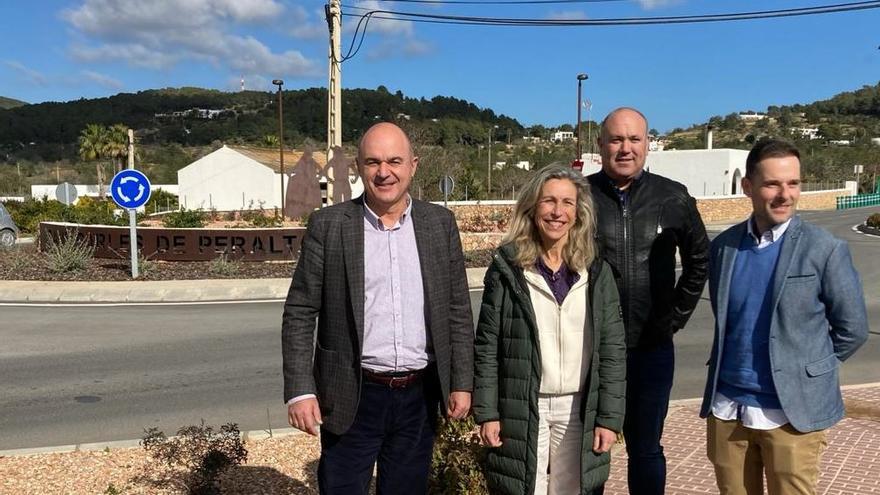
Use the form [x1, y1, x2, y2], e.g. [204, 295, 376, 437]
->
[473, 164, 626, 495]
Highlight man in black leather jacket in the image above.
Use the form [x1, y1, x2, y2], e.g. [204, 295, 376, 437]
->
[588, 107, 709, 495]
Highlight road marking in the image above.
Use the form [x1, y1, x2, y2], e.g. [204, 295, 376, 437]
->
[851, 224, 880, 238]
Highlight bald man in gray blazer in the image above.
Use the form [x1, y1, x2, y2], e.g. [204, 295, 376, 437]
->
[282, 122, 473, 495]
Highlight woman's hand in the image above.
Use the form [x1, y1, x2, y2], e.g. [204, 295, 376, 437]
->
[480, 420, 503, 447]
[592, 426, 616, 453]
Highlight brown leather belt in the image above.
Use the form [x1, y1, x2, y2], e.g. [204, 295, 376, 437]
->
[362, 368, 424, 389]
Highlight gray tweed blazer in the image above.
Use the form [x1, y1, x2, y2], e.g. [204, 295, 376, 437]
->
[282, 196, 474, 435]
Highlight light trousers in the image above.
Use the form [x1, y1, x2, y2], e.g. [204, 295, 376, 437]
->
[707, 415, 827, 495]
[535, 392, 583, 495]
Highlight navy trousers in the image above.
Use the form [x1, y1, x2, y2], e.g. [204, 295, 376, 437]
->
[623, 340, 675, 495]
[317, 371, 441, 495]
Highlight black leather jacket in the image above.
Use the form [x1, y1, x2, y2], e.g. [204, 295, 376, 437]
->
[588, 171, 709, 349]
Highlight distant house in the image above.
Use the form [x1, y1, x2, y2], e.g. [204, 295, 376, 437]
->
[177, 145, 363, 212]
[828, 139, 852, 146]
[738, 113, 767, 121]
[552, 131, 574, 142]
[793, 127, 820, 140]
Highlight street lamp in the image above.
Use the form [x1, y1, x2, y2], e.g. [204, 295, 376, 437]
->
[272, 79, 285, 219]
[488, 125, 498, 197]
[576, 73, 588, 161]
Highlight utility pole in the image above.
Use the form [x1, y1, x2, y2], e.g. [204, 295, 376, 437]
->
[576, 73, 588, 161]
[273, 79, 285, 218]
[326, 0, 342, 206]
[488, 126, 496, 197]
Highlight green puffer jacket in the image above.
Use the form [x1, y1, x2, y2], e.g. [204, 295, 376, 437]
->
[473, 244, 627, 494]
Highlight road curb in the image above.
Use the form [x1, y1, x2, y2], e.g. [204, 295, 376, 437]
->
[0, 428, 305, 458]
[0, 267, 489, 304]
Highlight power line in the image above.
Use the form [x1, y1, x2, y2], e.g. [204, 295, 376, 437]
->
[368, 0, 630, 4]
[341, 1, 880, 27]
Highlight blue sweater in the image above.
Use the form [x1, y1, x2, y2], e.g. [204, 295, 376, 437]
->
[717, 232, 784, 409]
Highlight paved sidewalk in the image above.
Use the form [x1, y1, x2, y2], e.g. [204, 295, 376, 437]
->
[605, 384, 880, 494]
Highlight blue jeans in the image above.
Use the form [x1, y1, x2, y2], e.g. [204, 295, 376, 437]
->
[623, 340, 674, 495]
[318, 371, 440, 495]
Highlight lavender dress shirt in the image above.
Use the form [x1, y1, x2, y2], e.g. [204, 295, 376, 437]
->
[361, 199, 431, 372]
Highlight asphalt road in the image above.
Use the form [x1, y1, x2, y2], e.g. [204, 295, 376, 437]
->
[0, 207, 877, 450]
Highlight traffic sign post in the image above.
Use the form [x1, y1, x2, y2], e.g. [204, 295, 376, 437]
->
[439, 175, 455, 208]
[55, 182, 78, 205]
[110, 169, 151, 278]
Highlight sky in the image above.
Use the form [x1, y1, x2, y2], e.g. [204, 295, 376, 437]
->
[0, 0, 879, 133]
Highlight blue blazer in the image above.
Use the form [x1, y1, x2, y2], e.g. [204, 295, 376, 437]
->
[700, 216, 868, 432]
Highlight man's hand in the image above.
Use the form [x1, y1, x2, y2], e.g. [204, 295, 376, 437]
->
[446, 391, 471, 419]
[480, 421, 503, 447]
[592, 426, 616, 453]
[288, 398, 323, 436]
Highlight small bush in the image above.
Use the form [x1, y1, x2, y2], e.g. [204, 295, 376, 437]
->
[429, 417, 489, 494]
[209, 253, 238, 277]
[142, 421, 247, 495]
[45, 229, 95, 273]
[163, 208, 207, 228]
[867, 213, 880, 228]
[240, 201, 282, 228]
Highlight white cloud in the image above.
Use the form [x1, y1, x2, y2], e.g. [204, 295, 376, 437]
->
[347, 0, 437, 61]
[545, 10, 589, 20]
[637, 0, 682, 10]
[349, 0, 414, 37]
[290, 5, 327, 40]
[80, 70, 124, 89]
[4, 61, 48, 85]
[403, 39, 432, 57]
[62, 0, 318, 78]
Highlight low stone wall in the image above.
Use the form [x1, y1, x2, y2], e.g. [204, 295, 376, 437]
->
[450, 189, 846, 250]
[696, 189, 846, 224]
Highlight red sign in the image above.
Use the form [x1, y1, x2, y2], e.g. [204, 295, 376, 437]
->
[571, 159, 584, 171]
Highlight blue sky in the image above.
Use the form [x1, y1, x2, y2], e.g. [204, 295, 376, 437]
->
[1, 0, 878, 132]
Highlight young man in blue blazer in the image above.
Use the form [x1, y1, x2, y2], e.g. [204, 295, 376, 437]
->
[700, 138, 868, 495]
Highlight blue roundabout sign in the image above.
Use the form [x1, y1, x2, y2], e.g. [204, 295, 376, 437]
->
[110, 169, 152, 209]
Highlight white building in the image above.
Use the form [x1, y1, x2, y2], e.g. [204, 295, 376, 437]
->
[552, 131, 574, 142]
[793, 127, 820, 140]
[644, 149, 748, 197]
[177, 145, 363, 211]
[738, 113, 767, 121]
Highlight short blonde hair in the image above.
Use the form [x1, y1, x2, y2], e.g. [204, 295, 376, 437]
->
[502, 164, 597, 272]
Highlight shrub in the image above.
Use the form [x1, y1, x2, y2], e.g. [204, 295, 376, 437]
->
[45, 229, 95, 273]
[208, 253, 238, 277]
[142, 421, 247, 495]
[429, 417, 489, 494]
[144, 188, 179, 215]
[241, 201, 282, 228]
[867, 213, 880, 228]
[163, 208, 207, 228]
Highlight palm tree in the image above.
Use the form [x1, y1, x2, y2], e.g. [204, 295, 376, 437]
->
[79, 124, 109, 197]
[105, 124, 130, 173]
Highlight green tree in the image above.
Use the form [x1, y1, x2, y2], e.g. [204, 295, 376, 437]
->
[78, 124, 109, 197]
[105, 123, 130, 173]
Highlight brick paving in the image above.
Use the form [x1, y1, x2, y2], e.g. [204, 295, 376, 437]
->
[603, 385, 880, 494]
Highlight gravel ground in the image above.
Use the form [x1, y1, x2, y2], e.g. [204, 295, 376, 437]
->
[0, 243, 493, 282]
[0, 434, 322, 495]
